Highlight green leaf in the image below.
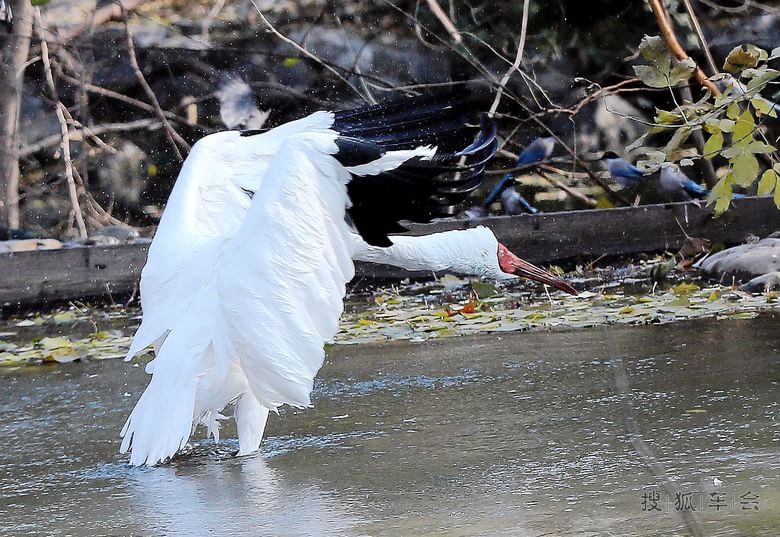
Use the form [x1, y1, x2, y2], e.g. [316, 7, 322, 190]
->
[714, 191, 732, 215]
[708, 174, 733, 202]
[634, 65, 670, 89]
[282, 57, 301, 67]
[745, 68, 780, 93]
[775, 179, 780, 210]
[723, 45, 762, 74]
[732, 153, 760, 187]
[732, 109, 755, 144]
[30, 0, 51, 5]
[726, 102, 741, 120]
[669, 58, 696, 86]
[703, 131, 723, 159]
[638, 35, 671, 68]
[655, 108, 683, 124]
[750, 97, 778, 118]
[746, 141, 776, 153]
[703, 119, 722, 134]
[719, 118, 736, 132]
[757, 169, 777, 195]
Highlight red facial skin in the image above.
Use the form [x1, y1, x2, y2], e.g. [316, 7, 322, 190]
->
[498, 243, 577, 295]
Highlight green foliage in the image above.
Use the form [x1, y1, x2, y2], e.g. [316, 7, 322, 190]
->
[631, 37, 780, 214]
[633, 35, 696, 88]
[30, 0, 51, 5]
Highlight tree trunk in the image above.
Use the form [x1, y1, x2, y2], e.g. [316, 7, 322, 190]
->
[0, 1, 33, 228]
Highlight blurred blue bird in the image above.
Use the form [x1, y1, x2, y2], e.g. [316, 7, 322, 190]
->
[660, 163, 709, 199]
[482, 136, 555, 211]
[500, 186, 538, 215]
[599, 151, 646, 188]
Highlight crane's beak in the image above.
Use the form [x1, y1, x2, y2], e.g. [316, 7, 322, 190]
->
[511, 257, 577, 295]
[499, 245, 577, 295]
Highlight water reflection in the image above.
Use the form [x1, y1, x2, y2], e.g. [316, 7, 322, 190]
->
[126, 455, 366, 537]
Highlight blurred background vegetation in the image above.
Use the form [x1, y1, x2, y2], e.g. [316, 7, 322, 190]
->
[0, 0, 778, 242]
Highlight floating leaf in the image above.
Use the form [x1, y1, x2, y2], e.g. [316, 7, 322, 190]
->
[672, 282, 699, 295]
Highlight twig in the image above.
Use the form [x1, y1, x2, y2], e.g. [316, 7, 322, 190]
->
[538, 170, 597, 207]
[488, 0, 530, 116]
[119, 1, 188, 161]
[35, 9, 87, 239]
[251, 2, 368, 102]
[681, 0, 718, 76]
[647, 0, 720, 96]
[58, 72, 210, 131]
[20, 118, 163, 158]
[424, 0, 462, 44]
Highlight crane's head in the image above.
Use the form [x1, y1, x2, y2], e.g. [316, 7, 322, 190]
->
[496, 243, 577, 294]
[441, 227, 577, 294]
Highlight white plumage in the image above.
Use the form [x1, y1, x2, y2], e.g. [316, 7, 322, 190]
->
[121, 95, 574, 466]
[121, 109, 441, 465]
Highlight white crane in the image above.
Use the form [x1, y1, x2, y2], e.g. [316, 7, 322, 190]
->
[121, 93, 576, 466]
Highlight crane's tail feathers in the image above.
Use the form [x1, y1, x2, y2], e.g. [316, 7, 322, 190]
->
[235, 392, 270, 456]
[120, 375, 197, 466]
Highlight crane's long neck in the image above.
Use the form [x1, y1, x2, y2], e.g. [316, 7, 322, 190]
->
[352, 233, 455, 272]
[350, 228, 498, 277]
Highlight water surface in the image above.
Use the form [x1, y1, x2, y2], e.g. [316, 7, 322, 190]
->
[1, 315, 778, 536]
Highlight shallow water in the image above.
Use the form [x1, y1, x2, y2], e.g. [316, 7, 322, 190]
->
[1, 315, 778, 536]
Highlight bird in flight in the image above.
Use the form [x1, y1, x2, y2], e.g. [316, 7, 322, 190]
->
[121, 92, 576, 466]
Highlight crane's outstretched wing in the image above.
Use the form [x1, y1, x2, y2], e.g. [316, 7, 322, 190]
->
[215, 130, 354, 408]
[126, 112, 336, 361]
[333, 93, 497, 246]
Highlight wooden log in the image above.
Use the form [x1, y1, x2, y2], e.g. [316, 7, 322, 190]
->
[1, 197, 779, 308]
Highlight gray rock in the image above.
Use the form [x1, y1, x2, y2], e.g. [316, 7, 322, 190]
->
[739, 272, 780, 292]
[696, 234, 780, 281]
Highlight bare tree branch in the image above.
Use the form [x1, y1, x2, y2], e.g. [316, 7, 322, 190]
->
[120, 1, 189, 161]
[647, 0, 720, 96]
[489, 0, 530, 116]
[0, 0, 33, 227]
[424, 0, 462, 44]
[251, 1, 369, 102]
[36, 8, 88, 239]
[19, 118, 163, 158]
